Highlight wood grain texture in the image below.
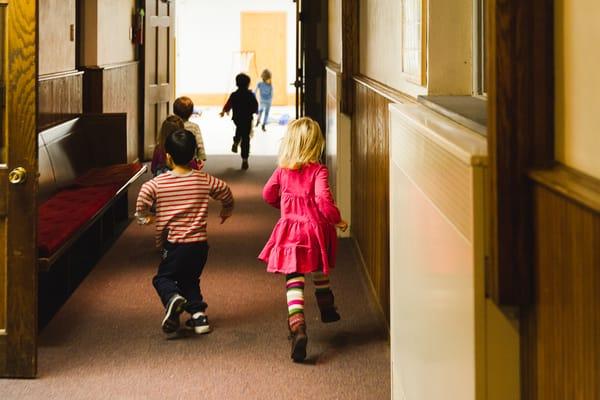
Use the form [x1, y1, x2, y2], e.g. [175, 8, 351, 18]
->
[487, 0, 555, 306]
[143, 0, 174, 160]
[340, 0, 358, 115]
[1, 0, 38, 377]
[83, 62, 139, 163]
[38, 70, 83, 130]
[522, 180, 600, 399]
[102, 62, 139, 163]
[351, 79, 391, 323]
[39, 0, 75, 75]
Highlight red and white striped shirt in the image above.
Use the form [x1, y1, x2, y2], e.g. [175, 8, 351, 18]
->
[136, 170, 233, 247]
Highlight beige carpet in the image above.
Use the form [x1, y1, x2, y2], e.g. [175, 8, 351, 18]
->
[0, 155, 390, 400]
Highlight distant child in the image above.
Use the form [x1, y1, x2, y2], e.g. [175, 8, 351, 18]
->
[258, 117, 348, 362]
[173, 96, 207, 163]
[136, 129, 234, 335]
[219, 73, 258, 170]
[255, 69, 273, 132]
[151, 115, 200, 176]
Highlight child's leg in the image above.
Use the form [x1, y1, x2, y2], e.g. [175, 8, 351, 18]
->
[232, 122, 242, 153]
[263, 102, 271, 125]
[286, 273, 305, 317]
[257, 106, 263, 126]
[239, 120, 252, 161]
[312, 271, 341, 323]
[176, 242, 211, 334]
[176, 242, 209, 314]
[286, 273, 308, 362]
[152, 243, 187, 333]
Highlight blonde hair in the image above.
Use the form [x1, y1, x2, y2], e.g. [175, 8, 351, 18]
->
[278, 117, 324, 169]
[157, 115, 184, 150]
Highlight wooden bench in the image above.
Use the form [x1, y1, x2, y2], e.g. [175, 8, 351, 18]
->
[37, 114, 146, 325]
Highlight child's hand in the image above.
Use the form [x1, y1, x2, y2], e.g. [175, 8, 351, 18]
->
[220, 207, 233, 224]
[136, 214, 155, 225]
[335, 220, 348, 232]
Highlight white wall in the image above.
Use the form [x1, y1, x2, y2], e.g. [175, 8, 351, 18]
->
[175, 0, 296, 96]
[555, 0, 600, 180]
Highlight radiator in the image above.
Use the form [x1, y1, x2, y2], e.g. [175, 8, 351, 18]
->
[389, 103, 488, 400]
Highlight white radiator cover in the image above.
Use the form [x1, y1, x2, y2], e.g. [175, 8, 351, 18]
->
[389, 103, 488, 400]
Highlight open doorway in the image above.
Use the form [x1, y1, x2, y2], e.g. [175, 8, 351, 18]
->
[174, 0, 297, 156]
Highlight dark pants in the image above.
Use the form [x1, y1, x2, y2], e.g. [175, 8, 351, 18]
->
[152, 241, 209, 314]
[233, 120, 252, 159]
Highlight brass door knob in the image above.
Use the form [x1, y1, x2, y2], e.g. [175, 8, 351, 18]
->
[8, 167, 27, 185]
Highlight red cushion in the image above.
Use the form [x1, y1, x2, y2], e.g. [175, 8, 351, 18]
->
[37, 184, 120, 258]
[73, 163, 143, 187]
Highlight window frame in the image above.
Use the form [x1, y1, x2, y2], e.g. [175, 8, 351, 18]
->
[401, 0, 428, 86]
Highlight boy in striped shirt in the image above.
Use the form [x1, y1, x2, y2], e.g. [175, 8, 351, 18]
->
[136, 129, 234, 335]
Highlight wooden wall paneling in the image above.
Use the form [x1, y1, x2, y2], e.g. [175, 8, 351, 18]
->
[527, 179, 600, 399]
[39, 0, 76, 75]
[341, 0, 358, 114]
[82, 67, 103, 113]
[38, 71, 83, 130]
[488, 0, 555, 306]
[103, 62, 140, 163]
[82, 62, 140, 163]
[351, 78, 392, 322]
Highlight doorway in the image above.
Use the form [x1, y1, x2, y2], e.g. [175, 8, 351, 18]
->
[172, 0, 298, 156]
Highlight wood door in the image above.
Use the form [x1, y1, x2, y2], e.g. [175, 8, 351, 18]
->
[0, 0, 38, 378]
[143, 0, 175, 160]
[240, 12, 288, 106]
[294, 0, 305, 117]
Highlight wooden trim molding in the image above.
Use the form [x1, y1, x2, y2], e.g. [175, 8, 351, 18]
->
[487, 0, 555, 306]
[341, 0, 358, 114]
[354, 74, 416, 105]
[529, 165, 600, 214]
[38, 69, 84, 82]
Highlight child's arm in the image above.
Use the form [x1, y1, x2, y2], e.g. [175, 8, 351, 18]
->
[208, 175, 234, 223]
[219, 95, 233, 117]
[135, 180, 158, 224]
[314, 165, 342, 224]
[262, 168, 281, 208]
[251, 92, 259, 114]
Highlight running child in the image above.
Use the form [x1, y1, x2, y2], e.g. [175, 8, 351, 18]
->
[258, 117, 348, 362]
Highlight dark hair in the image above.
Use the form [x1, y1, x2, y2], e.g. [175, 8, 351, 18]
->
[235, 73, 251, 89]
[173, 96, 194, 120]
[164, 129, 197, 166]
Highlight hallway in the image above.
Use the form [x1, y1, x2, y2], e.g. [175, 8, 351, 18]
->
[0, 155, 390, 399]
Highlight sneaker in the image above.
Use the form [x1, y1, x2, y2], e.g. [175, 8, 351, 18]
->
[231, 142, 238, 153]
[185, 312, 212, 334]
[162, 294, 187, 334]
[241, 160, 249, 170]
[261, 124, 266, 132]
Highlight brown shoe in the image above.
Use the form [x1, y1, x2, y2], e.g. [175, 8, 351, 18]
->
[315, 290, 341, 323]
[288, 313, 308, 362]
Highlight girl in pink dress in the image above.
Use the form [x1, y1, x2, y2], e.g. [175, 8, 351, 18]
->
[259, 117, 348, 362]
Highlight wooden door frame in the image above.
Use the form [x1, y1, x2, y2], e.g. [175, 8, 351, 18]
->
[487, 0, 554, 306]
[0, 0, 38, 378]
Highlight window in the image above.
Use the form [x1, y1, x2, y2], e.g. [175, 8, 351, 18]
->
[402, 0, 427, 85]
[473, 0, 487, 95]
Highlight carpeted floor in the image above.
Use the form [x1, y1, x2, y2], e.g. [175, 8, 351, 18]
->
[0, 155, 390, 400]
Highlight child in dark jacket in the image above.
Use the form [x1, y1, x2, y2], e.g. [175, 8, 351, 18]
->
[219, 73, 258, 170]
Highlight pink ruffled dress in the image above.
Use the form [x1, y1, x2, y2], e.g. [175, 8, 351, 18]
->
[258, 163, 342, 275]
